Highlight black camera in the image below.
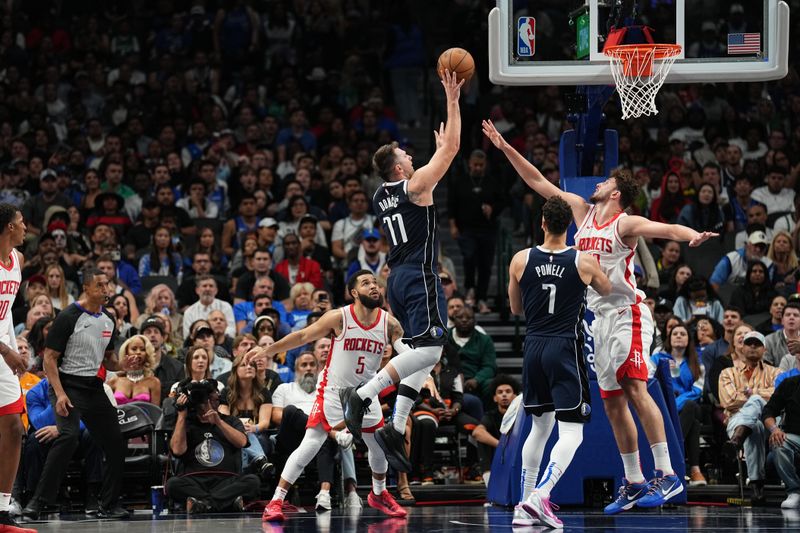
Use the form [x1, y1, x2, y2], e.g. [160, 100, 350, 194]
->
[174, 379, 219, 411]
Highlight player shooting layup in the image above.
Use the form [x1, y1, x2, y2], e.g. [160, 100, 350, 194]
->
[337, 69, 464, 473]
[0, 204, 32, 533]
[252, 271, 407, 523]
[509, 196, 610, 529]
[483, 120, 716, 513]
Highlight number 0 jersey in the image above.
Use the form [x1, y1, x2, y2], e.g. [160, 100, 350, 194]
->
[0, 249, 22, 401]
[519, 246, 587, 339]
[373, 179, 438, 269]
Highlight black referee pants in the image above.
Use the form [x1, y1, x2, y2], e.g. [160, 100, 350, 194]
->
[34, 374, 124, 509]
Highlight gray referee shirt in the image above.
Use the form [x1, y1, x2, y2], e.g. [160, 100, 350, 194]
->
[44, 303, 118, 377]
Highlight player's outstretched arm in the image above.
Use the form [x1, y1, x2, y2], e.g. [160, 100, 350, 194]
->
[482, 120, 589, 223]
[618, 215, 718, 247]
[244, 309, 341, 364]
[508, 249, 527, 316]
[407, 69, 463, 200]
[577, 253, 612, 296]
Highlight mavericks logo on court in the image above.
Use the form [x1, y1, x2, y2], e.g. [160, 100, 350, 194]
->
[429, 326, 444, 339]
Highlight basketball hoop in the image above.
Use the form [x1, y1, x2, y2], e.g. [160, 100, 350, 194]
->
[604, 44, 681, 119]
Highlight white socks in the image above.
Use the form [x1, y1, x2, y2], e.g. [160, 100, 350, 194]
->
[372, 477, 386, 495]
[392, 396, 415, 433]
[521, 467, 540, 502]
[520, 412, 555, 500]
[621, 451, 646, 483]
[651, 442, 674, 476]
[0, 492, 10, 512]
[357, 368, 394, 400]
[272, 486, 288, 502]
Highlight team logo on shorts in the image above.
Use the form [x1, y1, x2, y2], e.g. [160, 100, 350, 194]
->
[580, 403, 591, 417]
[429, 326, 444, 338]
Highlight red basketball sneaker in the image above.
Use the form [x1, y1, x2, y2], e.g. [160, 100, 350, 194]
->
[261, 500, 285, 522]
[367, 490, 408, 518]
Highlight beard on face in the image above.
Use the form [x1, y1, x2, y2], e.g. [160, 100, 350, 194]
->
[299, 373, 317, 393]
[358, 292, 383, 309]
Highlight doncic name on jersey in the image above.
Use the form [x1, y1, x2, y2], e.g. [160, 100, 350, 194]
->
[377, 194, 399, 211]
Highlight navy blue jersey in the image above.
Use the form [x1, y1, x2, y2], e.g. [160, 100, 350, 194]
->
[373, 180, 438, 269]
[519, 247, 587, 339]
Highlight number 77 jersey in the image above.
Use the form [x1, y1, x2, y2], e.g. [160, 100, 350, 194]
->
[374, 179, 439, 269]
[519, 247, 588, 339]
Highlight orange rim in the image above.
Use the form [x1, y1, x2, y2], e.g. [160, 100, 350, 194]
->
[605, 44, 682, 78]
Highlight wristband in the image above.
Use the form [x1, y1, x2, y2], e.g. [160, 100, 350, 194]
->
[393, 339, 411, 353]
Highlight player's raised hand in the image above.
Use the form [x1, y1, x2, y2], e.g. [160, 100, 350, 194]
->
[689, 231, 719, 247]
[243, 346, 266, 366]
[482, 119, 507, 150]
[433, 122, 445, 150]
[441, 69, 464, 103]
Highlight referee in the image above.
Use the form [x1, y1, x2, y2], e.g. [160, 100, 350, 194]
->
[22, 267, 129, 520]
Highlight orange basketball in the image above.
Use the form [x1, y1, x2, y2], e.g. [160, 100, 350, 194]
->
[437, 47, 475, 83]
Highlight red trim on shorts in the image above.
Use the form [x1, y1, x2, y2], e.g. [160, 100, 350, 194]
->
[350, 305, 381, 331]
[615, 305, 649, 384]
[0, 393, 24, 415]
[600, 388, 625, 399]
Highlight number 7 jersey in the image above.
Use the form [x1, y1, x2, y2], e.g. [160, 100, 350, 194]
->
[374, 179, 438, 269]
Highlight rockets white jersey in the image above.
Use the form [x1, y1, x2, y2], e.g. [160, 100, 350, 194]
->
[317, 305, 389, 393]
[0, 249, 21, 378]
[574, 206, 644, 313]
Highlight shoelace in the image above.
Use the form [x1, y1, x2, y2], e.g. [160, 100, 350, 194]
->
[645, 477, 666, 495]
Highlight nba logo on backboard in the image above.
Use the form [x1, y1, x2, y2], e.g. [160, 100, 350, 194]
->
[517, 17, 535, 57]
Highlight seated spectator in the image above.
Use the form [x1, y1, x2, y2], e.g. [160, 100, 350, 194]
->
[331, 190, 376, 267]
[208, 310, 234, 357]
[177, 252, 230, 310]
[23, 377, 104, 513]
[110, 294, 137, 340]
[255, 332, 292, 384]
[140, 315, 185, 402]
[446, 295, 486, 333]
[270, 352, 360, 510]
[12, 274, 49, 325]
[676, 183, 725, 234]
[658, 263, 693, 303]
[711, 229, 773, 291]
[86, 191, 132, 235]
[762, 372, 800, 509]
[182, 275, 236, 340]
[447, 306, 497, 404]
[274, 233, 323, 288]
[764, 301, 800, 367]
[234, 248, 291, 303]
[734, 209, 774, 251]
[166, 383, 260, 513]
[286, 282, 314, 329]
[756, 295, 786, 336]
[96, 253, 141, 309]
[218, 354, 274, 476]
[108, 335, 161, 406]
[183, 321, 231, 378]
[719, 330, 780, 504]
[346, 228, 387, 280]
[44, 264, 74, 310]
[137, 226, 184, 284]
[673, 275, 724, 324]
[706, 323, 753, 407]
[651, 323, 707, 486]
[751, 167, 795, 220]
[724, 175, 757, 234]
[647, 171, 687, 224]
[766, 230, 799, 295]
[473, 375, 520, 487]
[235, 293, 274, 335]
[137, 284, 184, 346]
[221, 194, 261, 258]
[656, 240, 683, 287]
[775, 346, 800, 385]
[170, 345, 224, 396]
[729, 260, 777, 316]
[699, 306, 743, 391]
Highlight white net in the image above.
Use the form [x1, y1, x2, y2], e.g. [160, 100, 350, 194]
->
[605, 44, 681, 120]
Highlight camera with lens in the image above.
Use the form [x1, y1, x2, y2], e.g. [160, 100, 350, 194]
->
[174, 379, 219, 411]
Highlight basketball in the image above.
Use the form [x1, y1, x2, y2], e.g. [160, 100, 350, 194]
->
[437, 47, 475, 83]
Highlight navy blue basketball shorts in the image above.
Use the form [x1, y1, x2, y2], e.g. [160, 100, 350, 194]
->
[387, 264, 447, 348]
[522, 335, 591, 423]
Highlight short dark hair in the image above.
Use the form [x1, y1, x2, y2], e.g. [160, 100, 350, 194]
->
[542, 196, 572, 236]
[347, 269, 375, 295]
[490, 374, 521, 395]
[784, 301, 800, 314]
[195, 274, 215, 286]
[611, 168, 639, 209]
[373, 142, 399, 181]
[81, 266, 105, 287]
[0, 204, 19, 234]
[724, 305, 743, 317]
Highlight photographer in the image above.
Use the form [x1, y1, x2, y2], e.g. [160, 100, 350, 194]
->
[165, 379, 260, 514]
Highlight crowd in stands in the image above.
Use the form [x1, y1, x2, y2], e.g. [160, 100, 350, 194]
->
[2, 0, 800, 517]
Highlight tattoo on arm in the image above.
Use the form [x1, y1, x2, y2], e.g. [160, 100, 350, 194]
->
[407, 188, 422, 204]
[390, 317, 404, 342]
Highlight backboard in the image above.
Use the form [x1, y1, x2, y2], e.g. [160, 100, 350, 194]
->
[489, 0, 790, 86]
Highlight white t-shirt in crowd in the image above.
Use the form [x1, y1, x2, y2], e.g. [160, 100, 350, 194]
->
[272, 381, 316, 415]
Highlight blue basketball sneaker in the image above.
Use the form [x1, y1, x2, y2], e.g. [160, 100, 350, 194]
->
[637, 470, 684, 508]
[603, 479, 650, 515]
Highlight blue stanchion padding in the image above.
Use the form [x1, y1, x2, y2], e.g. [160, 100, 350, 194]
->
[487, 359, 687, 506]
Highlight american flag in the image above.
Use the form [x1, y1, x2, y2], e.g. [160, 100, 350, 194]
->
[728, 33, 761, 54]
